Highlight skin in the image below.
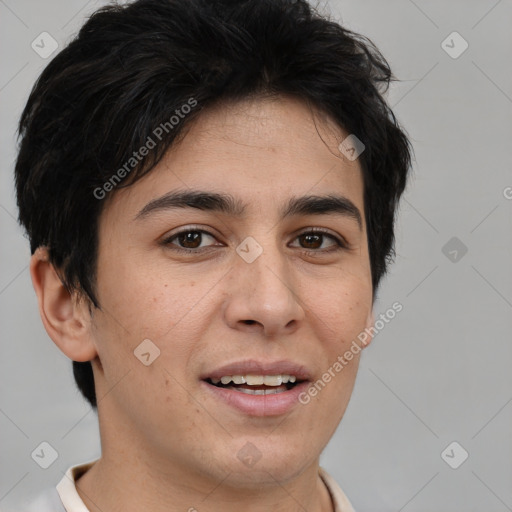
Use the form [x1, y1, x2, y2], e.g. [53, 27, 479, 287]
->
[30, 94, 375, 512]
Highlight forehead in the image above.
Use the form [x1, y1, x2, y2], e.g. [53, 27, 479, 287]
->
[101, 95, 365, 226]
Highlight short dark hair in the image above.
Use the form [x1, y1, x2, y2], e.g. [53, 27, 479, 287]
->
[14, 0, 413, 408]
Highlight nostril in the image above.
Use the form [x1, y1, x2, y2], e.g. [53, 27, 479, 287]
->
[243, 320, 255, 325]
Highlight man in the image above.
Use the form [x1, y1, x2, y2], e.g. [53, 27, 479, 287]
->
[15, 0, 412, 510]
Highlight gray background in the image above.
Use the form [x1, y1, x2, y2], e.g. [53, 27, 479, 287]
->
[1, 0, 511, 511]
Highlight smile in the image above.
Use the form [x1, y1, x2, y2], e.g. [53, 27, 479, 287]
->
[207, 374, 300, 395]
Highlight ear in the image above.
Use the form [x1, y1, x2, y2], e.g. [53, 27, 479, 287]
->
[360, 308, 375, 349]
[29, 247, 97, 362]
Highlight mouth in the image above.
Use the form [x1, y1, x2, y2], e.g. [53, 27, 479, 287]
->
[204, 374, 304, 395]
[201, 361, 312, 416]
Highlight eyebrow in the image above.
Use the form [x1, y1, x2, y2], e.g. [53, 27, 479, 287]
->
[134, 189, 362, 230]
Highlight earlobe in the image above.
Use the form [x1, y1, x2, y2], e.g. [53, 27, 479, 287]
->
[29, 247, 97, 362]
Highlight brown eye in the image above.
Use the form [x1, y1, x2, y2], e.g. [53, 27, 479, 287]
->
[291, 230, 346, 252]
[176, 231, 202, 249]
[162, 229, 219, 253]
[299, 233, 323, 249]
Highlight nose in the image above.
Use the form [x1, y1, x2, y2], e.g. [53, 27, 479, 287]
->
[223, 239, 306, 338]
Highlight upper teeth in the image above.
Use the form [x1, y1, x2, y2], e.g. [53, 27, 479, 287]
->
[212, 375, 297, 386]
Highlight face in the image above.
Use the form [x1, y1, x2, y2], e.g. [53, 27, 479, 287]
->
[89, 95, 373, 487]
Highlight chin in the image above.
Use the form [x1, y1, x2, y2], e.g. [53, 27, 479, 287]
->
[219, 438, 317, 487]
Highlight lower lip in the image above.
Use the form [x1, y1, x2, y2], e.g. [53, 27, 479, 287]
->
[201, 380, 310, 416]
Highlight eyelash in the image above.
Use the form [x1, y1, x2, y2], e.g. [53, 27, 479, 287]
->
[161, 226, 348, 255]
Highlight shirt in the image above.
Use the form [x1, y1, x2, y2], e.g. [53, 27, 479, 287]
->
[25, 459, 356, 512]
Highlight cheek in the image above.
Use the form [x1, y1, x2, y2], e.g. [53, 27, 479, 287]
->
[96, 249, 210, 339]
[307, 274, 372, 348]
[91, 272, 219, 400]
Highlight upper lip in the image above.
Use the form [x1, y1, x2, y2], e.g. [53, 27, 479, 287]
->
[201, 359, 312, 381]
